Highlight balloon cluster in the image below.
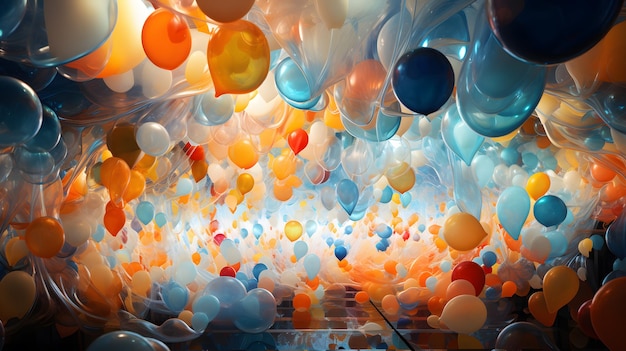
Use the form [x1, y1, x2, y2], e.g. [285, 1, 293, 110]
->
[1, 0, 626, 349]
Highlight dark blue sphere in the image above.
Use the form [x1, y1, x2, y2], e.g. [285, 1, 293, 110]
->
[391, 47, 455, 115]
[487, 0, 624, 64]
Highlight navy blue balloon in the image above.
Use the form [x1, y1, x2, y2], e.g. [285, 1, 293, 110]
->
[487, 0, 623, 64]
[607, 212, 626, 259]
[391, 47, 454, 115]
[23, 105, 61, 152]
[533, 195, 567, 227]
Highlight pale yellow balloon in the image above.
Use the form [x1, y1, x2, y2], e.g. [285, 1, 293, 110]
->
[440, 295, 487, 334]
[0, 271, 36, 321]
[315, 0, 348, 29]
[5, 237, 29, 266]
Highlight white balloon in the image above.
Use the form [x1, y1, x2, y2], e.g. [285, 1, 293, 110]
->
[104, 70, 135, 93]
[136, 122, 170, 156]
[315, 0, 348, 29]
[377, 13, 412, 71]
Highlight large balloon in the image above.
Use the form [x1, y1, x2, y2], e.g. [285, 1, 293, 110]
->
[0, 76, 43, 147]
[533, 195, 567, 227]
[543, 266, 579, 314]
[590, 277, 626, 351]
[142, 8, 192, 70]
[442, 212, 487, 252]
[440, 295, 487, 334]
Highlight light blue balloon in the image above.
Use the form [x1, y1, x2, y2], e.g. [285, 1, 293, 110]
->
[175, 178, 193, 196]
[155, 213, 167, 228]
[450, 149, 482, 219]
[191, 312, 209, 332]
[136, 201, 155, 225]
[544, 230, 568, 258]
[336, 179, 359, 215]
[471, 154, 494, 188]
[400, 192, 411, 207]
[192, 295, 220, 322]
[233, 288, 277, 333]
[375, 224, 393, 239]
[456, 15, 546, 137]
[340, 109, 401, 142]
[162, 282, 188, 313]
[441, 103, 484, 166]
[380, 186, 393, 203]
[252, 223, 263, 239]
[320, 186, 336, 210]
[303, 254, 321, 280]
[86, 331, 154, 351]
[195, 90, 233, 126]
[274, 57, 321, 109]
[293, 241, 308, 260]
[496, 186, 530, 240]
[12, 146, 55, 184]
[304, 220, 317, 237]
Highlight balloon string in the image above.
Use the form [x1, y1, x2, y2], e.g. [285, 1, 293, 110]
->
[368, 299, 417, 351]
[39, 184, 47, 217]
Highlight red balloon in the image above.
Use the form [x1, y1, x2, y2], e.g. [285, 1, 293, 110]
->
[219, 266, 237, 277]
[451, 261, 486, 296]
[287, 129, 309, 155]
[590, 277, 626, 350]
[577, 300, 598, 339]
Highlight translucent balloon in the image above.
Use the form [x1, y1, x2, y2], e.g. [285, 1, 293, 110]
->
[441, 103, 484, 166]
[0, 271, 36, 322]
[207, 20, 270, 96]
[293, 241, 308, 260]
[86, 330, 154, 351]
[336, 179, 359, 215]
[233, 287, 277, 333]
[446, 279, 476, 300]
[136, 122, 171, 157]
[23, 105, 61, 152]
[495, 322, 559, 350]
[440, 295, 487, 335]
[487, 0, 623, 64]
[590, 277, 626, 351]
[315, 0, 348, 29]
[0, 0, 27, 40]
[0, 76, 43, 147]
[303, 254, 321, 280]
[377, 12, 412, 71]
[496, 186, 530, 240]
[442, 212, 487, 252]
[340, 59, 387, 125]
[196, 0, 255, 23]
[386, 162, 416, 194]
[543, 266, 579, 314]
[195, 90, 234, 126]
[142, 8, 192, 70]
[392, 47, 454, 115]
[25, 216, 65, 258]
[533, 195, 567, 227]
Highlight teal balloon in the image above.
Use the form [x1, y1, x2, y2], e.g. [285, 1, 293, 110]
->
[341, 109, 401, 142]
[0, 0, 26, 39]
[471, 155, 494, 188]
[496, 186, 530, 240]
[86, 331, 154, 351]
[163, 281, 189, 313]
[380, 186, 393, 203]
[274, 57, 321, 109]
[544, 230, 567, 258]
[303, 254, 321, 280]
[192, 294, 220, 322]
[293, 241, 308, 260]
[136, 201, 155, 225]
[441, 103, 484, 166]
[533, 195, 567, 227]
[233, 288, 277, 333]
[12, 146, 55, 184]
[155, 212, 167, 228]
[336, 179, 359, 215]
[0, 76, 43, 147]
[456, 15, 545, 137]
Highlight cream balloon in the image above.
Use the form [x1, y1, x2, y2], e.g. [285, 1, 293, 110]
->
[440, 295, 487, 334]
[0, 271, 36, 322]
[315, 0, 348, 29]
[103, 70, 135, 93]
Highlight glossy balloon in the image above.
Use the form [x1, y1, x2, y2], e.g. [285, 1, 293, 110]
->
[496, 186, 530, 240]
[533, 195, 567, 227]
[442, 212, 487, 252]
[0, 76, 43, 147]
[590, 277, 626, 351]
[451, 261, 485, 296]
[142, 8, 192, 70]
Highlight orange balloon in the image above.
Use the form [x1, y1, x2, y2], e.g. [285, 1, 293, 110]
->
[100, 157, 131, 206]
[543, 266, 579, 314]
[442, 212, 488, 251]
[196, 0, 254, 23]
[106, 124, 142, 168]
[385, 162, 416, 194]
[528, 291, 557, 327]
[25, 216, 65, 258]
[122, 170, 146, 203]
[590, 277, 626, 351]
[599, 21, 626, 83]
[293, 293, 311, 312]
[273, 154, 296, 180]
[191, 159, 209, 182]
[104, 201, 126, 236]
[228, 139, 259, 169]
[526, 172, 550, 200]
[208, 20, 270, 96]
[142, 8, 192, 70]
[236, 173, 254, 194]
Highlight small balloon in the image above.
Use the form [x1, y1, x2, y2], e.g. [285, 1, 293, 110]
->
[0, 76, 43, 147]
[334, 245, 348, 261]
[336, 179, 359, 215]
[287, 129, 309, 155]
[442, 212, 487, 252]
[451, 261, 485, 296]
[496, 186, 530, 240]
[533, 195, 567, 227]
[142, 8, 192, 70]
[284, 220, 303, 242]
[25, 216, 65, 258]
[528, 291, 557, 327]
[526, 172, 550, 200]
[236, 173, 255, 194]
[303, 254, 321, 280]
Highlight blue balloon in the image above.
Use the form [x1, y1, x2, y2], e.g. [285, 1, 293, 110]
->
[375, 224, 393, 239]
[391, 47, 454, 115]
[482, 251, 497, 267]
[274, 57, 322, 109]
[303, 254, 320, 280]
[12, 146, 55, 184]
[293, 241, 308, 260]
[0, 76, 43, 147]
[0, 0, 26, 40]
[380, 186, 393, 203]
[487, 0, 623, 64]
[334, 246, 348, 261]
[336, 179, 359, 215]
[162, 281, 189, 313]
[233, 288, 277, 333]
[341, 109, 401, 142]
[456, 15, 546, 138]
[86, 331, 154, 351]
[533, 195, 567, 227]
[441, 103, 484, 166]
[496, 186, 530, 240]
[607, 212, 626, 259]
[136, 201, 155, 225]
[252, 263, 267, 280]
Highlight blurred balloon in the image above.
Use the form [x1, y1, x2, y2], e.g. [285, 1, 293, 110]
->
[487, 0, 623, 64]
[495, 322, 559, 350]
[377, 12, 412, 71]
[0, 0, 27, 40]
[0, 271, 36, 323]
[543, 266, 579, 314]
[440, 294, 487, 334]
[590, 277, 626, 351]
[197, 0, 255, 23]
[392, 47, 454, 115]
[340, 59, 387, 125]
[142, 8, 192, 70]
[336, 179, 359, 215]
[233, 288, 277, 333]
[25, 216, 65, 258]
[236, 173, 255, 194]
[577, 300, 598, 339]
[442, 212, 487, 252]
[207, 20, 270, 96]
[86, 330, 154, 351]
[606, 211, 626, 259]
[534, 195, 567, 227]
[496, 186, 530, 240]
[303, 254, 321, 280]
[136, 201, 155, 225]
[451, 261, 485, 296]
[334, 245, 347, 261]
[0, 76, 43, 147]
[441, 103, 484, 166]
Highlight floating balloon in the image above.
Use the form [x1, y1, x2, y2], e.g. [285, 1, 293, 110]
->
[284, 220, 303, 242]
[25, 216, 65, 258]
[287, 129, 309, 155]
[196, 0, 255, 23]
[86, 330, 154, 351]
[528, 291, 557, 327]
[590, 277, 626, 351]
[303, 254, 321, 280]
[442, 212, 487, 252]
[441, 103, 484, 166]
[495, 322, 559, 350]
[606, 211, 626, 259]
[543, 266, 579, 314]
[487, 0, 623, 64]
[392, 47, 454, 115]
[336, 179, 359, 215]
[228, 139, 259, 169]
[136, 122, 171, 157]
[0, 271, 36, 322]
[451, 261, 485, 296]
[526, 172, 550, 200]
[534, 195, 567, 227]
[440, 294, 487, 335]
[236, 173, 255, 194]
[207, 20, 270, 96]
[0, 76, 43, 147]
[142, 8, 192, 70]
[496, 186, 530, 240]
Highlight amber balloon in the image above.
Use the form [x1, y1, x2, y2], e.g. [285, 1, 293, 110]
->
[208, 20, 270, 96]
[25, 216, 65, 258]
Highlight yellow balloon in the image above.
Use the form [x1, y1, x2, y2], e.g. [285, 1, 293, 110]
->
[543, 266, 579, 313]
[237, 173, 255, 194]
[442, 212, 487, 251]
[228, 139, 259, 169]
[284, 220, 303, 242]
[526, 172, 551, 200]
[385, 162, 416, 194]
[207, 20, 270, 96]
[0, 271, 36, 322]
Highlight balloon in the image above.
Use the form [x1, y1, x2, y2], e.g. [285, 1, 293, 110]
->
[106, 124, 142, 168]
[533, 195, 567, 227]
[25, 216, 65, 258]
[590, 277, 626, 351]
[391, 47, 455, 115]
[334, 245, 347, 261]
[441, 103, 484, 166]
[142, 8, 192, 70]
[207, 20, 270, 96]
[456, 15, 545, 137]
[496, 186, 530, 240]
[487, 0, 623, 64]
[236, 173, 255, 194]
[543, 266, 579, 314]
[340, 59, 387, 125]
[303, 254, 321, 280]
[196, 0, 254, 23]
[451, 261, 485, 296]
[0, 271, 36, 322]
[104, 202, 126, 236]
[86, 330, 154, 351]
[284, 220, 303, 242]
[233, 288, 277, 333]
[495, 322, 559, 350]
[293, 241, 308, 260]
[228, 139, 259, 169]
[274, 58, 322, 109]
[526, 172, 550, 200]
[315, 0, 348, 29]
[606, 211, 626, 259]
[442, 212, 487, 252]
[377, 12, 412, 71]
[0, 0, 27, 40]
[577, 300, 598, 339]
[136, 122, 171, 157]
[195, 90, 234, 126]
[100, 157, 131, 205]
[385, 161, 416, 194]
[528, 291, 557, 327]
[440, 295, 487, 335]
[23, 105, 61, 152]
[0, 76, 43, 147]
[446, 279, 476, 300]
[287, 129, 309, 155]
[336, 179, 359, 215]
